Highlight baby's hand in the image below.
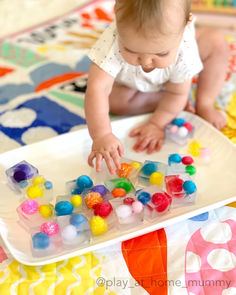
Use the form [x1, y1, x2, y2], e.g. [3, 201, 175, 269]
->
[88, 133, 124, 174]
[129, 122, 165, 154]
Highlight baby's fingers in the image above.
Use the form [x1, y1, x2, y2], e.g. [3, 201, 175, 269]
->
[133, 137, 150, 152]
[118, 144, 124, 157]
[95, 153, 103, 172]
[110, 149, 121, 170]
[147, 139, 158, 154]
[88, 152, 95, 167]
[156, 138, 164, 152]
[103, 152, 115, 174]
[129, 127, 141, 137]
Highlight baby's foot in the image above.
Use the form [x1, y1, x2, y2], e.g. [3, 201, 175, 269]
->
[197, 106, 226, 130]
[184, 100, 195, 113]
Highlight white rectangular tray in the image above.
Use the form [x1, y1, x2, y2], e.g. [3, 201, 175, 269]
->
[0, 112, 236, 265]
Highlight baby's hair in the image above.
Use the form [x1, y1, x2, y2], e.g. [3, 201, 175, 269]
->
[115, 0, 191, 35]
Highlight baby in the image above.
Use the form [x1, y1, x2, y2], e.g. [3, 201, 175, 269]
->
[85, 0, 229, 174]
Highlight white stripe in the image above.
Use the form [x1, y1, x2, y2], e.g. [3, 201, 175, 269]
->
[10, 264, 27, 295]
[0, 268, 9, 284]
[66, 255, 87, 295]
[48, 259, 69, 295]
[85, 253, 104, 295]
[29, 266, 45, 295]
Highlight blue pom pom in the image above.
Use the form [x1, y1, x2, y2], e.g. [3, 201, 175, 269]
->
[137, 192, 151, 205]
[76, 175, 93, 192]
[141, 162, 157, 176]
[135, 189, 142, 196]
[55, 201, 73, 216]
[44, 181, 53, 190]
[32, 232, 50, 249]
[172, 118, 186, 127]
[183, 180, 197, 195]
[72, 188, 82, 195]
[70, 214, 87, 227]
[19, 180, 28, 188]
[168, 153, 182, 165]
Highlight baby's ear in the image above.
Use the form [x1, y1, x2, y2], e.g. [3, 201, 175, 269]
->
[187, 12, 193, 25]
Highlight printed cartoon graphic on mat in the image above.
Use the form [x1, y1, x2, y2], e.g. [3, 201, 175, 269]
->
[0, 96, 86, 145]
[13, 1, 114, 55]
[185, 219, 236, 294]
[0, 60, 89, 104]
[0, 41, 45, 68]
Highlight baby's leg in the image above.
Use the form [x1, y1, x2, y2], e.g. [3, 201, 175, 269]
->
[109, 82, 163, 115]
[196, 27, 230, 130]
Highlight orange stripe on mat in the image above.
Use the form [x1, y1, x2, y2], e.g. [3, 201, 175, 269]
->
[0, 67, 14, 77]
[121, 229, 167, 295]
[35, 72, 83, 92]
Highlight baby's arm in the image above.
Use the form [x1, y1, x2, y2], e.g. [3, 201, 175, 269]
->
[130, 79, 192, 153]
[85, 62, 123, 174]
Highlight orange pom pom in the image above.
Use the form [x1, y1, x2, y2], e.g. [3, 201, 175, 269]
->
[85, 192, 103, 209]
[111, 188, 127, 198]
[117, 163, 133, 178]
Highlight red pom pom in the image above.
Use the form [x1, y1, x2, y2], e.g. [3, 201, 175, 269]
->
[183, 122, 193, 131]
[164, 192, 172, 205]
[167, 177, 184, 193]
[151, 193, 170, 212]
[123, 197, 135, 205]
[182, 156, 194, 165]
[94, 202, 112, 218]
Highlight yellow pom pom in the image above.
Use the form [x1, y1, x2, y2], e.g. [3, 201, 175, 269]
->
[70, 195, 82, 207]
[188, 141, 202, 157]
[90, 216, 107, 235]
[131, 161, 142, 171]
[32, 176, 45, 185]
[27, 185, 43, 199]
[39, 204, 53, 218]
[149, 172, 163, 186]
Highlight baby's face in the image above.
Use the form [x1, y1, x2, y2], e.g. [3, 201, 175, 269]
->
[118, 25, 184, 72]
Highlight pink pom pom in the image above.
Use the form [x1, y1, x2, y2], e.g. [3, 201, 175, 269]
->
[169, 125, 178, 134]
[200, 147, 211, 162]
[132, 201, 143, 213]
[21, 199, 38, 215]
[40, 222, 59, 236]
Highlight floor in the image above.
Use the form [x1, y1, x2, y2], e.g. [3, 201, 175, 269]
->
[0, 0, 235, 39]
[0, 0, 89, 38]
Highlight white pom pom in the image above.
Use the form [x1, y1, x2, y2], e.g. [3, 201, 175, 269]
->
[177, 126, 188, 138]
[62, 225, 77, 241]
[116, 205, 132, 218]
